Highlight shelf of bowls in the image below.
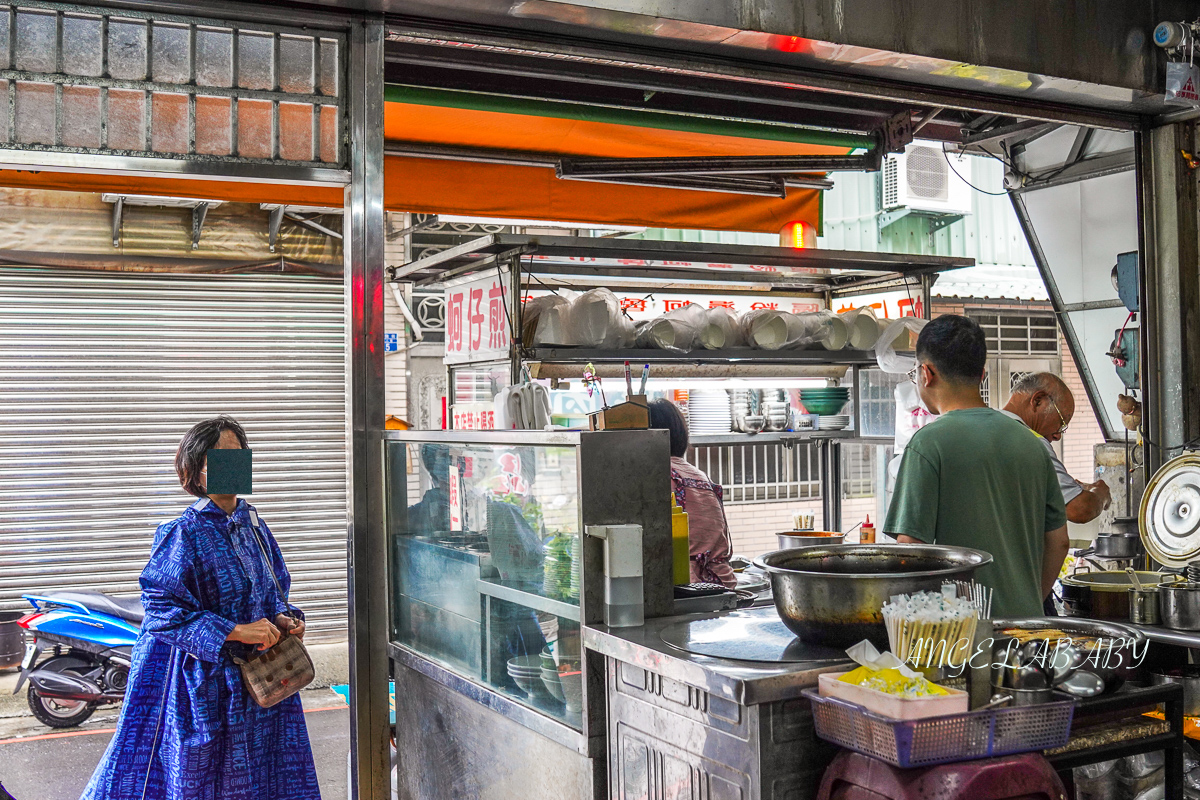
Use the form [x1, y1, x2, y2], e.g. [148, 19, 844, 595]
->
[545, 378, 853, 436]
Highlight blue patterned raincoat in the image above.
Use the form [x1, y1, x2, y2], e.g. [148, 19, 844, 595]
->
[80, 498, 320, 800]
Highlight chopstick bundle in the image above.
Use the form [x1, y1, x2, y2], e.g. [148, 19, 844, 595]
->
[882, 588, 980, 669]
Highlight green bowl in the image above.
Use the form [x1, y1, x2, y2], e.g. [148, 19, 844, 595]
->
[801, 399, 848, 415]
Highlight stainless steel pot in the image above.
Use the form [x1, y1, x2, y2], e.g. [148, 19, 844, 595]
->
[1060, 571, 1175, 621]
[776, 531, 846, 550]
[1150, 667, 1200, 716]
[756, 544, 992, 648]
[1158, 581, 1200, 630]
[1078, 533, 1142, 560]
[1130, 587, 1161, 625]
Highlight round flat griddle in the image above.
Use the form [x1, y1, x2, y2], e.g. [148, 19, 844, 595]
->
[659, 607, 847, 663]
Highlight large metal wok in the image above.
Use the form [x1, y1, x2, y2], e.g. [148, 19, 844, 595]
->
[755, 544, 993, 648]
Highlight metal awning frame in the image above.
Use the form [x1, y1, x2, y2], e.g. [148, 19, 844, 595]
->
[388, 233, 972, 293]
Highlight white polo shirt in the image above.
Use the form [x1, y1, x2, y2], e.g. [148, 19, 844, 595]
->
[1001, 409, 1083, 504]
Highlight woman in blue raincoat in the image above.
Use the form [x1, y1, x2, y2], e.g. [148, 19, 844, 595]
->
[81, 416, 319, 800]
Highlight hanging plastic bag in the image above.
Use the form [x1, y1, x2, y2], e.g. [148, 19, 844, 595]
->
[698, 307, 745, 349]
[742, 310, 824, 350]
[494, 382, 552, 430]
[565, 288, 635, 348]
[874, 317, 929, 374]
[523, 293, 573, 346]
[811, 311, 850, 350]
[839, 306, 882, 350]
[889, 380, 937, 481]
[636, 302, 706, 352]
[1166, 61, 1200, 107]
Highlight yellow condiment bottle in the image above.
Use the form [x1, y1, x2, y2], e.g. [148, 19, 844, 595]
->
[671, 494, 691, 585]
[860, 515, 876, 544]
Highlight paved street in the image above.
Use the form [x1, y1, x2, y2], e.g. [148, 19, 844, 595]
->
[0, 688, 350, 800]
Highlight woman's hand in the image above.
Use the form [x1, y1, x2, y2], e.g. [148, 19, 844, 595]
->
[275, 614, 305, 642]
[226, 618, 282, 651]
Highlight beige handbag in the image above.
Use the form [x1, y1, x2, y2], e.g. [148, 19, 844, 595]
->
[232, 512, 314, 708]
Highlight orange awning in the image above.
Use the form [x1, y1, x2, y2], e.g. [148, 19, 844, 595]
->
[0, 90, 855, 233]
[383, 155, 822, 234]
[381, 89, 851, 232]
[0, 169, 345, 207]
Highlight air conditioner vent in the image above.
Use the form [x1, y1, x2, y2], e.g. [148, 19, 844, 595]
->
[880, 141, 973, 215]
[882, 157, 900, 208]
[905, 146, 949, 200]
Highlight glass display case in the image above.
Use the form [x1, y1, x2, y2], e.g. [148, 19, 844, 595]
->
[385, 429, 671, 737]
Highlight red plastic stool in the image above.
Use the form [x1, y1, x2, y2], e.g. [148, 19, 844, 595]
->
[816, 750, 1068, 800]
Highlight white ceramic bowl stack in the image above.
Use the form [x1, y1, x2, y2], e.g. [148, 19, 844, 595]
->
[818, 415, 851, 431]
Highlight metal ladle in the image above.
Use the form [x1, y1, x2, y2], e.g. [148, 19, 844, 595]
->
[1127, 567, 1144, 591]
[1058, 670, 1105, 698]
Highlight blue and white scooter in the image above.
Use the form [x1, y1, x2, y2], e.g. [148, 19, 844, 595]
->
[14, 591, 142, 728]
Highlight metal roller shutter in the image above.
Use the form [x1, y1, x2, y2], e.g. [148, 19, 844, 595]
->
[0, 268, 348, 642]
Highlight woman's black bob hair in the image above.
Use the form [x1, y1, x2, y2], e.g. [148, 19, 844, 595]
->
[648, 399, 689, 458]
[175, 416, 249, 498]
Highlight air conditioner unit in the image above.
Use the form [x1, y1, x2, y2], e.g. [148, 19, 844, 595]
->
[882, 142, 974, 215]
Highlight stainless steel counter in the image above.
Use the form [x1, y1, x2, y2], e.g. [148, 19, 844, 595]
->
[1122, 621, 1200, 649]
[588, 607, 849, 800]
[583, 607, 853, 706]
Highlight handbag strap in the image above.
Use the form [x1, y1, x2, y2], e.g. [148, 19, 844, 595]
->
[246, 509, 293, 618]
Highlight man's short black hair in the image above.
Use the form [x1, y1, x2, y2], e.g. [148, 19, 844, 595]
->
[916, 314, 988, 385]
[648, 399, 689, 458]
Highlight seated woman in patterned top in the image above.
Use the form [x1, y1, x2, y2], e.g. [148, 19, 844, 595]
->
[649, 399, 736, 589]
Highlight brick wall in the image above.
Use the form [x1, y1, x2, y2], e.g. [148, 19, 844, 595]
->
[1058, 334, 1105, 481]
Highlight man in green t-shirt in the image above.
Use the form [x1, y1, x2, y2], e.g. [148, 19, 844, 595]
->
[883, 315, 1068, 619]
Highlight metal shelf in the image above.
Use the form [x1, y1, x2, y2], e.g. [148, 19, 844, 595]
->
[525, 347, 893, 380]
[525, 347, 887, 365]
[690, 431, 853, 445]
[390, 233, 973, 290]
[1044, 681, 1184, 799]
[1123, 622, 1200, 650]
[477, 579, 581, 622]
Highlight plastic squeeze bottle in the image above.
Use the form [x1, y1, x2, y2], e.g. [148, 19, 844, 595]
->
[671, 494, 691, 584]
[860, 515, 876, 544]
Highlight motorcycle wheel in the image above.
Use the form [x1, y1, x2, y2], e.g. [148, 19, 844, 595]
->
[27, 655, 97, 729]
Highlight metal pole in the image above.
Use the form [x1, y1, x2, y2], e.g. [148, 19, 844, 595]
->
[820, 439, 843, 532]
[345, 15, 389, 800]
[1142, 122, 1199, 467]
[510, 252, 523, 385]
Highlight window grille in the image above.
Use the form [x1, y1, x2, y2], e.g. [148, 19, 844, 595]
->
[970, 312, 1058, 355]
[686, 441, 821, 504]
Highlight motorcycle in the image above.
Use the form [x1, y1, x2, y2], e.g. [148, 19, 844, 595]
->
[14, 591, 142, 728]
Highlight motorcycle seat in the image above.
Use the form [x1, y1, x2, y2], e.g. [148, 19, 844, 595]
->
[43, 591, 145, 625]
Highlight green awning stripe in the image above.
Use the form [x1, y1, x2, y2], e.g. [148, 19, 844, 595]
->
[385, 84, 875, 151]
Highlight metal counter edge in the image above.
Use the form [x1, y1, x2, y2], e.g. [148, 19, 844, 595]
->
[583, 618, 851, 707]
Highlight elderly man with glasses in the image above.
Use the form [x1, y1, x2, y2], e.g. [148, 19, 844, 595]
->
[1001, 372, 1112, 525]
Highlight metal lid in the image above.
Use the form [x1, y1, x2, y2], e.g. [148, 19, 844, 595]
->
[1141, 455, 1200, 567]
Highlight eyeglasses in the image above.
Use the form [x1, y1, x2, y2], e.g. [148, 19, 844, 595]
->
[907, 364, 921, 384]
[1049, 400, 1068, 435]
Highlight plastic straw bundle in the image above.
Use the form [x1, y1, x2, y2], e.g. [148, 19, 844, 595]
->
[882, 586, 980, 669]
[950, 580, 993, 619]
